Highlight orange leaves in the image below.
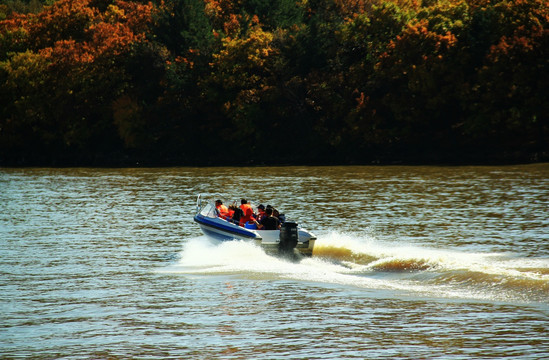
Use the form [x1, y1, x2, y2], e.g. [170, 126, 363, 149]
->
[488, 23, 546, 62]
[204, 0, 237, 22]
[223, 13, 241, 37]
[0, 12, 28, 33]
[379, 19, 458, 72]
[0, 13, 30, 57]
[39, 40, 93, 66]
[205, 0, 240, 32]
[204, 0, 234, 16]
[36, 23, 136, 74]
[29, 0, 97, 48]
[489, 34, 529, 60]
[333, 0, 368, 20]
[4, 0, 154, 51]
[89, 22, 139, 56]
[1, 0, 155, 71]
[399, 20, 457, 53]
[114, 1, 154, 33]
[354, 91, 369, 110]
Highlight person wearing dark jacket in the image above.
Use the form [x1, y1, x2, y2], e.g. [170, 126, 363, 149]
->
[257, 207, 281, 230]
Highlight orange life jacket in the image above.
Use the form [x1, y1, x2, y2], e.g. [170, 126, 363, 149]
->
[239, 203, 254, 226]
[216, 204, 229, 219]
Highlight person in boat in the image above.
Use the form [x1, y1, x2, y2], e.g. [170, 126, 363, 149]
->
[229, 205, 244, 225]
[257, 207, 281, 230]
[239, 199, 254, 227]
[215, 200, 230, 219]
[256, 204, 266, 222]
[265, 204, 285, 223]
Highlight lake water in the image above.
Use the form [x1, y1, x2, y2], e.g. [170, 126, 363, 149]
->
[1, 165, 548, 359]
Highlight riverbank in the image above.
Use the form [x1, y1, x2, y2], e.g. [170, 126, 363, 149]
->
[1, 148, 547, 167]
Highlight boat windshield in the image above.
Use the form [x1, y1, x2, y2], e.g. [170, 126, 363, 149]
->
[199, 202, 218, 218]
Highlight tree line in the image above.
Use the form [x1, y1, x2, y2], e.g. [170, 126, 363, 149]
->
[1, 0, 547, 166]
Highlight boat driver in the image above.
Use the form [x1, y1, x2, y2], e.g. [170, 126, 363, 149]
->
[215, 200, 230, 219]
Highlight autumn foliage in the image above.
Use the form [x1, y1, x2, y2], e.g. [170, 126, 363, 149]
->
[0, 0, 547, 165]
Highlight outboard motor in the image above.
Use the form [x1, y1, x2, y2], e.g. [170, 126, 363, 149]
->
[279, 221, 298, 254]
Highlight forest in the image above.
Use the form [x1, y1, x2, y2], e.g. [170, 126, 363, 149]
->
[0, 0, 547, 166]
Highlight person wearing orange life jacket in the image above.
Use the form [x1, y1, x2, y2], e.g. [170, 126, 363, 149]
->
[215, 199, 230, 219]
[239, 199, 254, 227]
[228, 205, 242, 225]
[256, 204, 266, 222]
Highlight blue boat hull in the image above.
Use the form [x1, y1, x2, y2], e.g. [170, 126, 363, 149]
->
[194, 214, 260, 241]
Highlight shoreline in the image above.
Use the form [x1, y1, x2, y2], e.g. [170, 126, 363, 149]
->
[1, 152, 547, 168]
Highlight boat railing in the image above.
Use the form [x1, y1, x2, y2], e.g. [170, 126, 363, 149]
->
[196, 194, 202, 214]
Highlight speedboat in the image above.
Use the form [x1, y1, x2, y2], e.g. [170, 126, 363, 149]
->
[193, 195, 316, 256]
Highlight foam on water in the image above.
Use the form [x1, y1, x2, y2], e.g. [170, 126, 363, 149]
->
[164, 232, 549, 303]
[316, 231, 548, 276]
